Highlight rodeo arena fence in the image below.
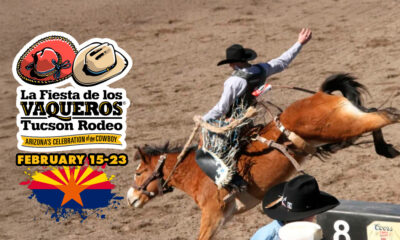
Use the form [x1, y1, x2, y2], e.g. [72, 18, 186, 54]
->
[317, 200, 400, 239]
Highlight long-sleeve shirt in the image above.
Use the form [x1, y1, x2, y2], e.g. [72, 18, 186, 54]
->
[251, 220, 284, 240]
[202, 42, 303, 121]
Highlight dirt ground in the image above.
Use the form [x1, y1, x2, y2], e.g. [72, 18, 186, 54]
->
[1, 0, 399, 239]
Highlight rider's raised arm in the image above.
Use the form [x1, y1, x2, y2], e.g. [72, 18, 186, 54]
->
[260, 28, 312, 77]
[202, 76, 247, 121]
[262, 42, 302, 76]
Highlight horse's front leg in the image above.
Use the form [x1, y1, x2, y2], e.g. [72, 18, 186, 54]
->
[197, 194, 259, 239]
[196, 189, 238, 240]
[198, 206, 224, 240]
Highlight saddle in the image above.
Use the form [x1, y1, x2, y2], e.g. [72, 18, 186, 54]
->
[195, 122, 262, 190]
[196, 147, 248, 191]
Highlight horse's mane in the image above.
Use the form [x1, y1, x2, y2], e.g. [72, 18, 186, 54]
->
[142, 142, 198, 157]
[320, 73, 370, 107]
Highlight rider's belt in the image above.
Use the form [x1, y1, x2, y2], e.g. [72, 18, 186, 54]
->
[274, 116, 316, 155]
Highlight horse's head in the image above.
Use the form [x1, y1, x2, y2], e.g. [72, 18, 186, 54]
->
[127, 144, 172, 208]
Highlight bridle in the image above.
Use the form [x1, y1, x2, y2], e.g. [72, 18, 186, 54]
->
[131, 154, 174, 198]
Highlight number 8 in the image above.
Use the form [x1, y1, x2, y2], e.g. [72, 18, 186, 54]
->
[333, 220, 351, 240]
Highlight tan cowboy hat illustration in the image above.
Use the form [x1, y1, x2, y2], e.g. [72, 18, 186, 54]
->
[72, 42, 128, 86]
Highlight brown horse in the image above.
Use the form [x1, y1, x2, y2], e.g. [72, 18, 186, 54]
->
[127, 74, 400, 240]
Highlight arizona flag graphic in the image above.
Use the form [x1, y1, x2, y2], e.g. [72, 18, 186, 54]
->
[28, 166, 116, 211]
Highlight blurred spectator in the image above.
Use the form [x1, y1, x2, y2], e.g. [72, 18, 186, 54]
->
[279, 221, 323, 240]
[250, 174, 339, 240]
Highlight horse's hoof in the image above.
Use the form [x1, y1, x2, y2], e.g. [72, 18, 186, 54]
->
[376, 144, 400, 158]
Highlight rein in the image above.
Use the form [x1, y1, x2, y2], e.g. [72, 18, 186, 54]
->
[133, 123, 201, 198]
[132, 154, 173, 198]
[272, 84, 316, 94]
[162, 122, 201, 188]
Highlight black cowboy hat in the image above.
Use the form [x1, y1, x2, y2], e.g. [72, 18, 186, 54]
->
[262, 174, 339, 222]
[217, 44, 257, 66]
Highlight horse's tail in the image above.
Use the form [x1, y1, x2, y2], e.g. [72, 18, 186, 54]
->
[320, 73, 370, 108]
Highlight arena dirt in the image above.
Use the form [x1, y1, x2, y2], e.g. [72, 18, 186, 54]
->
[1, 0, 399, 239]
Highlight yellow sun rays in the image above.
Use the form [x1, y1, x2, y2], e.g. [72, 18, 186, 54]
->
[32, 167, 109, 187]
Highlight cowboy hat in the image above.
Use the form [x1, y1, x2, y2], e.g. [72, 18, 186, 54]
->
[279, 221, 323, 240]
[16, 36, 77, 85]
[262, 174, 339, 222]
[72, 42, 128, 86]
[217, 44, 257, 66]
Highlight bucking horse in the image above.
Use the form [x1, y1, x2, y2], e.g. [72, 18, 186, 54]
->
[127, 74, 400, 240]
